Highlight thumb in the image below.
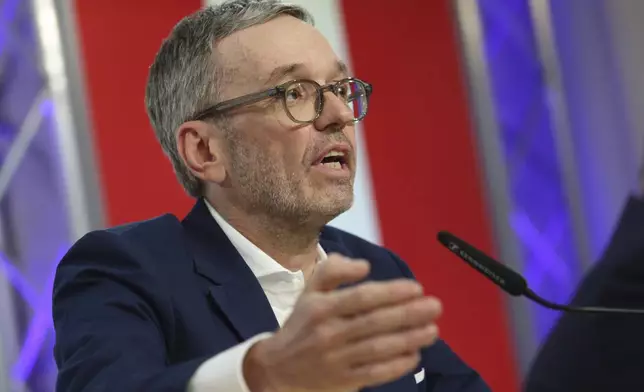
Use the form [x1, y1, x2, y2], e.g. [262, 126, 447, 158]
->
[307, 253, 370, 292]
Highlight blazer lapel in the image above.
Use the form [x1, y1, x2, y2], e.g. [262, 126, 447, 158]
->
[182, 199, 279, 340]
[319, 228, 371, 289]
[319, 225, 358, 259]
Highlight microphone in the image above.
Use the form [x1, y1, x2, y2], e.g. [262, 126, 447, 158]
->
[437, 230, 644, 315]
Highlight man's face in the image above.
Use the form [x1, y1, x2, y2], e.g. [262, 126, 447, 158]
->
[215, 16, 357, 225]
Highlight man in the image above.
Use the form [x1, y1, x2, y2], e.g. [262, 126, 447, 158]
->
[53, 1, 490, 391]
[524, 193, 644, 391]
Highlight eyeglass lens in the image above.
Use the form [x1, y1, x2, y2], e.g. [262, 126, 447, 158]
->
[283, 80, 368, 123]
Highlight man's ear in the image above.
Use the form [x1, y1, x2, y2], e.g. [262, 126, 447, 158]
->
[177, 121, 227, 185]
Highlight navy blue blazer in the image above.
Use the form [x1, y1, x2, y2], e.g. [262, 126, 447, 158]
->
[53, 199, 490, 392]
[525, 197, 644, 391]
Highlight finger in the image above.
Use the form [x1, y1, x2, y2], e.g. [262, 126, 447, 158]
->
[307, 254, 370, 292]
[350, 351, 422, 388]
[335, 324, 438, 367]
[342, 296, 442, 341]
[325, 279, 424, 317]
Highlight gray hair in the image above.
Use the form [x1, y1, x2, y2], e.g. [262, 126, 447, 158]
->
[145, 0, 314, 197]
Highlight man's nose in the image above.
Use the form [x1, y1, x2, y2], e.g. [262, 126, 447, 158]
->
[313, 92, 354, 131]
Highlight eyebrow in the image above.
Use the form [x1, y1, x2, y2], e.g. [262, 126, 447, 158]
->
[265, 60, 349, 85]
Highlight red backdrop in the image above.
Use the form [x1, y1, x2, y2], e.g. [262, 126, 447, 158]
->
[74, 0, 197, 225]
[340, 2, 518, 390]
[73, 1, 518, 390]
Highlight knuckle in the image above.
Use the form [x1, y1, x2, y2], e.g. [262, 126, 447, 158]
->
[312, 324, 336, 347]
[320, 351, 336, 367]
[354, 288, 369, 305]
[403, 301, 418, 321]
[370, 335, 402, 357]
[362, 309, 385, 330]
[295, 295, 314, 314]
[305, 299, 330, 323]
[354, 283, 377, 303]
[366, 339, 383, 357]
[343, 314, 372, 340]
[400, 334, 417, 352]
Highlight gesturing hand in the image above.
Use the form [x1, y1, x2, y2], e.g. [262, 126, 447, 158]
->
[244, 253, 442, 392]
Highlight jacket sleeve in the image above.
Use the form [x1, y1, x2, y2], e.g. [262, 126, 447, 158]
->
[525, 196, 644, 391]
[389, 252, 491, 392]
[53, 230, 208, 392]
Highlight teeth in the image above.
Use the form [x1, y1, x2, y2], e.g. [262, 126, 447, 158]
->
[324, 150, 344, 158]
[322, 161, 342, 169]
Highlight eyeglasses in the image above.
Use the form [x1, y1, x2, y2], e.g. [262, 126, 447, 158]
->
[192, 77, 373, 124]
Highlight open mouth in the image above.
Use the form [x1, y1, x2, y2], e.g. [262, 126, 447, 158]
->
[316, 150, 349, 170]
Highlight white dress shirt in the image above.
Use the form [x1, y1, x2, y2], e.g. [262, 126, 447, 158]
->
[188, 201, 327, 392]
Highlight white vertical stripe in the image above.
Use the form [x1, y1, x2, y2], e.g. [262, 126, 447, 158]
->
[204, 0, 382, 245]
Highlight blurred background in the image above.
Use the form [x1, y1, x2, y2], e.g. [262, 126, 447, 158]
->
[1, 0, 643, 391]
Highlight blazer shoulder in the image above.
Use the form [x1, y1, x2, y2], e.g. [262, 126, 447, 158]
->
[104, 213, 183, 242]
[57, 213, 188, 279]
[76, 213, 183, 251]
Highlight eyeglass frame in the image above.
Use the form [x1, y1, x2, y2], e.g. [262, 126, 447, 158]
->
[191, 77, 373, 124]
